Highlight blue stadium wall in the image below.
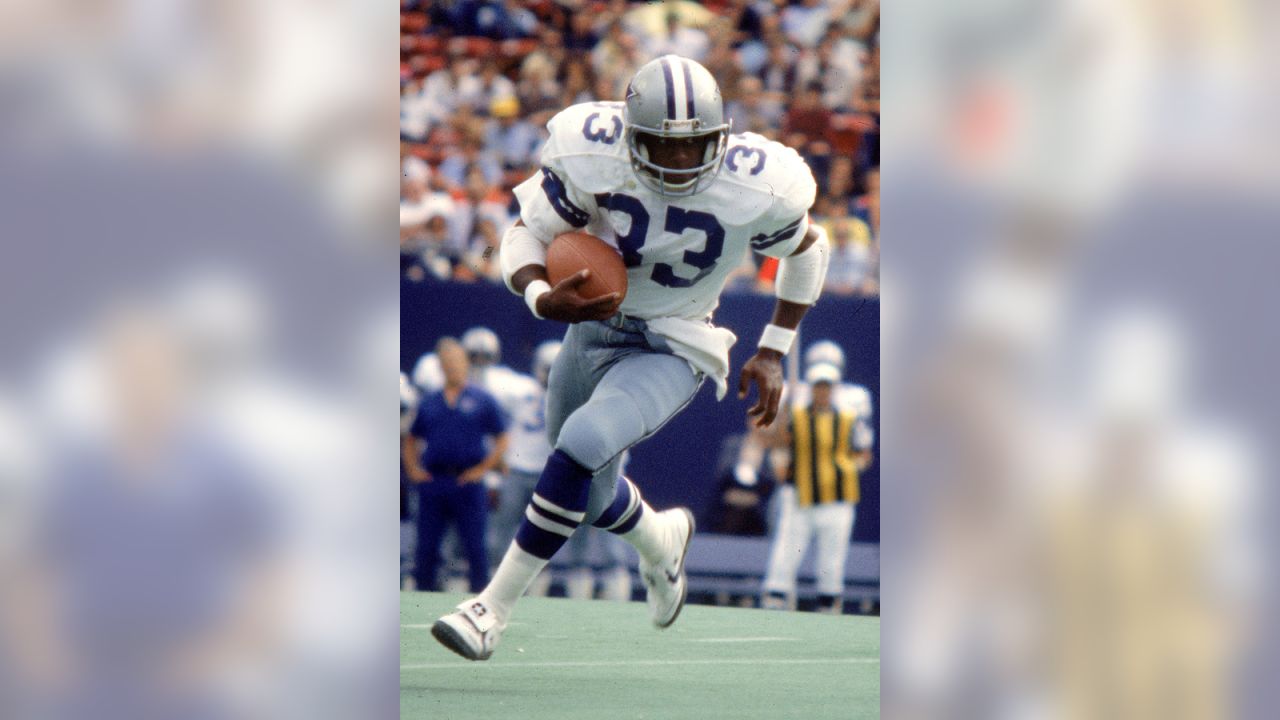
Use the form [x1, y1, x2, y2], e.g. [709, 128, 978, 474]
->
[402, 279, 880, 543]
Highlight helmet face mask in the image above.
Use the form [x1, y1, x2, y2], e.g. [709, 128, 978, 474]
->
[623, 56, 730, 197]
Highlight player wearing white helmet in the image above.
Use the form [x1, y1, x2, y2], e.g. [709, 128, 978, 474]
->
[791, 340, 872, 417]
[434, 55, 830, 661]
[804, 339, 845, 373]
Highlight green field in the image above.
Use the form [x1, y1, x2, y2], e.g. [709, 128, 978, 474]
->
[402, 592, 879, 719]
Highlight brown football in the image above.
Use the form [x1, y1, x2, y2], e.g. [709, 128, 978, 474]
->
[546, 231, 628, 300]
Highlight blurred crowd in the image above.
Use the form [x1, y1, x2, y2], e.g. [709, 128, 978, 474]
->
[400, 0, 880, 297]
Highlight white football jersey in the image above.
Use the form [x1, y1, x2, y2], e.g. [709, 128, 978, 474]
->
[513, 101, 817, 321]
[475, 368, 551, 474]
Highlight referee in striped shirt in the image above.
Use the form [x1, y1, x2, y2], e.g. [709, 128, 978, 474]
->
[762, 363, 872, 613]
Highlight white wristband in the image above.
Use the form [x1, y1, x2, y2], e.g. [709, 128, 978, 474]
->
[524, 280, 551, 319]
[758, 324, 797, 354]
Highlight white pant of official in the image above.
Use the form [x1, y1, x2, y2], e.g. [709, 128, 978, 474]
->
[762, 485, 856, 600]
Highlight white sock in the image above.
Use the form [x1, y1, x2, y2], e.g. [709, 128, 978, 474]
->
[477, 543, 547, 622]
[620, 501, 668, 563]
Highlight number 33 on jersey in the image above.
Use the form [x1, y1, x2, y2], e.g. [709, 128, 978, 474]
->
[512, 101, 817, 320]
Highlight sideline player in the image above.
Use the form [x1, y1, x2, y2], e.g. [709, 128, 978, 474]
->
[432, 55, 831, 661]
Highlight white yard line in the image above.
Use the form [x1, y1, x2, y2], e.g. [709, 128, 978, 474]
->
[402, 657, 878, 671]
[688, 636, 793, 643]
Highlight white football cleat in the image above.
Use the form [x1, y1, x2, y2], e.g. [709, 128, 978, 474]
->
[431, 598, 505, 661]
[639, 508, 695, 629]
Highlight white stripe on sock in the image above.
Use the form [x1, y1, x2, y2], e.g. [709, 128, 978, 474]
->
[602, 478, 641, 531]
[531, 493, 586, 523]
[525, 506, 575, 537]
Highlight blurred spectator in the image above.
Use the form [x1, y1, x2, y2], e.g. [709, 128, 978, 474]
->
[851, 166, 879, 237]
[591, 21, 644, 94]
[561, 58, 597, 106]
[644, 11, 711, 62]
[784, 82, 834, 192]
[458, 60, 517, 114]
[822, 212, 877, 296]
[797, 32, 861, 110]
[725, 76, 784, 137]
[454, 0, 538, 40]
[781, 0, 832, 49]
[400, 80, 432, 142]
[437, 138, 503, 189]
[401, 178, 460, 281]
[412, 56, 483, 138]
[521, 27, 568, 85]
[483, 97, 543, 170]
[759, 36, 801, 96]
[784, 82, 833, 144]
[517, 62, 563, 120]
[703, 37, 744, 105]
[565, 11, 602, 52]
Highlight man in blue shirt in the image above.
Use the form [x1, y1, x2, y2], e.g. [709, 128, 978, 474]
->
[403, 338, 509, 592]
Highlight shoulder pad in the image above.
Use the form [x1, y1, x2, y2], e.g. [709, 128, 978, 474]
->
[836, 384, 873, 415]
[543, 102, 631, 194]
[707, 133, 817, 227]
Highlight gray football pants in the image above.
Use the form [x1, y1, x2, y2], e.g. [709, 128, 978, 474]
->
[546, 315, 704, 524]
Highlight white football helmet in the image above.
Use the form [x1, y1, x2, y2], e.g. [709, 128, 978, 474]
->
[412, 352, 443, 392]
[623, 55, 730, 197]
[533, 340, 562, 387]
[461, 327, 501, 368]
[804, 340, 846, 375]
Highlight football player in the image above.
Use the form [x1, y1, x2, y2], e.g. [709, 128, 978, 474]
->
[432, 55, 831, 661]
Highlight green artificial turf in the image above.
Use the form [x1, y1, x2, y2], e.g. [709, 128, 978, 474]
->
[402, 592, 879, 720]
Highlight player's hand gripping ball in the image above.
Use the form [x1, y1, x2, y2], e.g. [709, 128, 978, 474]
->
[546, 231, 628, 301]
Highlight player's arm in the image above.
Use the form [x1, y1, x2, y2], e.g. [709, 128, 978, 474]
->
[503, 219, 621, 323]
[402, 434, 430, 483]
[738, 223, 830, 427]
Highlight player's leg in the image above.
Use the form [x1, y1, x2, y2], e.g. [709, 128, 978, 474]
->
[761, 485, 810, 610]
[565, 352, 702, 627]
[412, 483, 450, 591]
[434, 326, 700, 658]
[483, 348, 696, 612]
[812, 502, 856, 614]
[452, 480, 491, 593]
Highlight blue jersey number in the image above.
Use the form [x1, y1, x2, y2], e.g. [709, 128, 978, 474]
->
[581, 113, 623, 145]
[725, 145, 767, 175]
[518, 395, 546, 433]
[595, 193, 725, 288]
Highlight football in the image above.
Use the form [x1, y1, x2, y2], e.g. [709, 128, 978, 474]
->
[546, 231, 628, 300]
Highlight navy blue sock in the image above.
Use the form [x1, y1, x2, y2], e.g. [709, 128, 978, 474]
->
[593, 476, 644, 535]
[514, 449, 593, 560]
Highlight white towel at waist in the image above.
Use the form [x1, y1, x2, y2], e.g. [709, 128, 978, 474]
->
[644, 316, 738, 400]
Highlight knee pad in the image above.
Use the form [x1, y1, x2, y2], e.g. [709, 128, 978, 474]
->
[556, 390, 645, 472]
